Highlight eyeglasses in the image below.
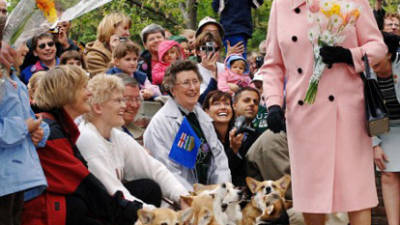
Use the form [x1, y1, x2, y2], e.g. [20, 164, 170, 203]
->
[176, 79, 200, 88]
[38, 41, 55, 50]
[123, 96, 141, 104]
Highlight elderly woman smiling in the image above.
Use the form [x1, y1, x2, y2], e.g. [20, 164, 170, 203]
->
[76, 74, 188, 208]
[24, 65, 141, 225]
[143, 60, 231, 190]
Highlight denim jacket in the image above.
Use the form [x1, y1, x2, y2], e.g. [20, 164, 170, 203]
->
[0, 73, 49, 200]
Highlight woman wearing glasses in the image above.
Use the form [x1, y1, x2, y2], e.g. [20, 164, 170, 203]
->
[144, 60, 231, 190]
[76, 74, 188, 208]
[21, 33, 58, 84]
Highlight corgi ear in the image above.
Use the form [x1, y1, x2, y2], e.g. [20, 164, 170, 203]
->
[277, 175, 291, 194]
[246, 177, 260, 193]
[180, 195, 194, 207]
[178, 208, 193, 224]
[138, 209, 155, 224]
[198, 207, 212, 225]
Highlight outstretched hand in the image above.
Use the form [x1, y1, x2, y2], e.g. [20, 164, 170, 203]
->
[226, 40, 244, 56]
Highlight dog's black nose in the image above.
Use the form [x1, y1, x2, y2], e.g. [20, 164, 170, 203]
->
[266, 186, 272, 194]
[221, 203, 228, 212]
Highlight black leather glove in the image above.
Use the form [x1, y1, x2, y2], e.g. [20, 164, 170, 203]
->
[267, 105, 285, 133]
[382, 32, 400, 59]
[319, 46, 354, 67]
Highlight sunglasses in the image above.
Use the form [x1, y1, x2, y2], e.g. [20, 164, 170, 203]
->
[38, 41, 55, 50]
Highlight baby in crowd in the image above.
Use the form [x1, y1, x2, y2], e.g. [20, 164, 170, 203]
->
[107, 41, 160, 100]
[151, 40, 184, 85]
[218, 54, 251, 94]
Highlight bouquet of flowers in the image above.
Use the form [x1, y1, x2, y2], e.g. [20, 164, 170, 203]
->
[304, 0, 361, 104]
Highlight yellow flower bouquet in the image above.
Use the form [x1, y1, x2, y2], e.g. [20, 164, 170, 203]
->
[304, 0, 361, 104]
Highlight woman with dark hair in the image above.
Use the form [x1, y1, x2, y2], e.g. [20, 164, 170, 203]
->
[20, 33, 58, 84]
[22, 65, 142, 225]
[202, 90, 234, 151]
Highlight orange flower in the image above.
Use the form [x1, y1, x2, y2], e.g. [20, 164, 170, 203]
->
[36, 0, 54, 12]
[36, 0, 57, 23]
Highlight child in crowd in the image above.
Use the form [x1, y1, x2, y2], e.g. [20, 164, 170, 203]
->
[169, 35, 190, 58]
[151, 40, 184, 85]
[60, 50, 87, 70]
[107, 41, 160, 100]
[218, 54, 251, 94]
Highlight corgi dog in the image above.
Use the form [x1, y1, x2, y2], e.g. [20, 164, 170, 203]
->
[246, 175, 291, 198]
[190, 182, 244, 225]
[136, 207, 192, 225]
[181, 194, 218, 225]
[241, 175, 292, 225]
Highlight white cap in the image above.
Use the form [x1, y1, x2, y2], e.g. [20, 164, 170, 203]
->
[195, 16, 224, 38]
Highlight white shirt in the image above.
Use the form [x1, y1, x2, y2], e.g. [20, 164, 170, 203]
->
[197, 62, 225, 94]
[76, 122, 188, 206]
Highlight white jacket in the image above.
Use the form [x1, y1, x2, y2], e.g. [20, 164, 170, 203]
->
[143, 98, 232, 190]
[76, 122, 188, 205]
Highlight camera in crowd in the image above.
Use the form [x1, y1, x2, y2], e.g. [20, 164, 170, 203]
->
[49, 26, 60, 35]
[200, 41, 217, 56]
[234, 116, 255, 135]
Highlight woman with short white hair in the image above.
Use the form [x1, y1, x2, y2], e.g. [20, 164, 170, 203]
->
[77, 74, 188, 208]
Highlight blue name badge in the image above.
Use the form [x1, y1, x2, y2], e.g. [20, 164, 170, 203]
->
[169, 117, 201, 169]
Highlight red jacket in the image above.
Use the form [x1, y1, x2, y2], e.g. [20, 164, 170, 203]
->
[22, 109, 89, 225]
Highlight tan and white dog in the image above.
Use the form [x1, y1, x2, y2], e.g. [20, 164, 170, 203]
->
[135, 207, 192, 225]
[241, 175, 292, 225]
[182, 182, 244, 225]
[181, 194, 218, 225]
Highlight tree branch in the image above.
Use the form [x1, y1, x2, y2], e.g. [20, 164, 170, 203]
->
[126, 0, 179, 26]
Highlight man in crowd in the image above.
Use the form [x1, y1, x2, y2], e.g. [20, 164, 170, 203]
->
[114, 73, 145, 145]
[228, 87, 262, 186]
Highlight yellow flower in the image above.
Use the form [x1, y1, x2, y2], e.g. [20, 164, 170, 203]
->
[330, 4, 341, 15]
[36, 0, 58, 23]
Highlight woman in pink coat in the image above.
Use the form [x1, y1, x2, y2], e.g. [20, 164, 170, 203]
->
[260, 0, 387, 224]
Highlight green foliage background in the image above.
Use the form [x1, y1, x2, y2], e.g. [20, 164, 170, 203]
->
[6, 0, 399, 52]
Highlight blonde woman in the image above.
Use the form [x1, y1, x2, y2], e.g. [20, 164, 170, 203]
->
[22, 65, 142, 225]
[77, 74, 188, 208]
[85, 13, 131, 76]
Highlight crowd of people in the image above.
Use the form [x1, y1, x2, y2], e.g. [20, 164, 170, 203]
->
[2, 0, 400, 224]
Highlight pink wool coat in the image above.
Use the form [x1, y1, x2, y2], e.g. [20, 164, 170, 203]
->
[260, 0, 387, 213]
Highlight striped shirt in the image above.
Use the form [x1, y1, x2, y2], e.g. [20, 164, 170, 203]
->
[377, 75, 400, 120]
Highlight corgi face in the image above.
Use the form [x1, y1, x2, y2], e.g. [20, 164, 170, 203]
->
[138, 208, 191, 225]
[215, 183, 244, 209]
[246, 175, 291, 198]
[180, 194, 217, 225]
